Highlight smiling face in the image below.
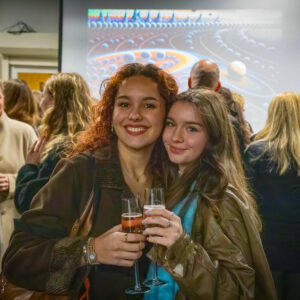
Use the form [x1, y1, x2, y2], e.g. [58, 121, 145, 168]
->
[112, 75, 166, 152]
[163, 101, 209, 172]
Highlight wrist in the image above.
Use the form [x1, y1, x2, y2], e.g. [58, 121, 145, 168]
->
[82, 237, 99, 265]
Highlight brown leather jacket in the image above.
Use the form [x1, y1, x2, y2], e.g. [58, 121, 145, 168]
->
[2, 149, 277, 299]
[148, 186, 277, 300]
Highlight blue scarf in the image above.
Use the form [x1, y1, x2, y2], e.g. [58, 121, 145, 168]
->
[144, 182, 198, 300]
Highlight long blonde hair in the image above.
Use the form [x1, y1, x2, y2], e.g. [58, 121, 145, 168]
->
[254, 92, 300, 175]
[166, 89, 261, 230]
[40, 73, 94, 161]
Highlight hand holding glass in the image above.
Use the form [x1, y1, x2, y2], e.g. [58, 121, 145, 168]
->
[143, 187, 167, 287]
[121, 194, 150, 295]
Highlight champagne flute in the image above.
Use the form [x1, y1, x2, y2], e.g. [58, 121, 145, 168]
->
[121, 194, 150, 295]
[143, 187, 167, 287]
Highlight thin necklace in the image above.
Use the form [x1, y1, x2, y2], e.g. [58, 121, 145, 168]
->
[121, 165, 146, 183]
[178, 169, 184, 177]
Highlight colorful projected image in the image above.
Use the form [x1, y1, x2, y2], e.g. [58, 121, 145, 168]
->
[87, 9, 281, 131]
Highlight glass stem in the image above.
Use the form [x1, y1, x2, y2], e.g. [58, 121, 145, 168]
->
[153, 243, 158, 282]
[134, 260, 142, 291]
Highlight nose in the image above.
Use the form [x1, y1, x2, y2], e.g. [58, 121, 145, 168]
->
[171, 128, 184, 143]
[129, 106, 142, 121]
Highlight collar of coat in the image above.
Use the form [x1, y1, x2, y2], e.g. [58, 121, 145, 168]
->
[91, 145, 132, 195]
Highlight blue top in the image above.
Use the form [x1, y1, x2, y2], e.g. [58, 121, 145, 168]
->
[144, 181, 199, 300]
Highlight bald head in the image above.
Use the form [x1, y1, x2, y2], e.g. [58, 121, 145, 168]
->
[188, 59, 221, 91]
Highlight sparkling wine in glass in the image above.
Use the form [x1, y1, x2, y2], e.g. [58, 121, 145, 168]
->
[121, 194, 150, 295]
[143, 187, 167, 287]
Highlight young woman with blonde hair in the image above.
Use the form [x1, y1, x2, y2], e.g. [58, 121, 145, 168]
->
[14, 72, 94, 213]
[244, 92, 300, 300]
[143, 89, 276, 299]
[3, 79, 40, 131]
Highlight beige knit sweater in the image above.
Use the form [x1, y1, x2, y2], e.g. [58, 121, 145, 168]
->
[0, 111, 37, 260]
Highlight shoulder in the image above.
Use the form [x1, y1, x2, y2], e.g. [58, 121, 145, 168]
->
[7, 116, 35, 135]
[245, 141, 267, 157]
[244, 141, 269, 168]
[52, 152, 95, 174]
[7, 118, 37, 146]
[222, 186, 248, 214]
[218, 187, 256, 255]
[221, 186, 259, 234]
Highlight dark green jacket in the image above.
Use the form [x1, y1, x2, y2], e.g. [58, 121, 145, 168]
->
[14, 147, 63, 214]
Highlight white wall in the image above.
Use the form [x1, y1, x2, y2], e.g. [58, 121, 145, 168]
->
[0, 0, 60, 80]
[0, 0, 59, 33]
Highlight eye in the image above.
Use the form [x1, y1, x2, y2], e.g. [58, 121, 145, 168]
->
[165, 120, 175, 127]
[186, 126, 198, 132]
[144, 103, 156, 109]
[117, 102, 129, 108]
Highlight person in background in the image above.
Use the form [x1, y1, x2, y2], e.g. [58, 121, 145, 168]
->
[32, 89, 43, 120]
[244, 92, 300, 300]
[188, 60, 246, 155]
[14, 73, 94, 214]
[232, 91, 253, 134]
[1, 63, 178, 299]
[3, 79, 40, 133]
[188, 59, 221, 91]
[232, 91, 245, 111]
[218, 86, 249, 153]
[0, 81, 37, 263]
[143, 88, 277, 300]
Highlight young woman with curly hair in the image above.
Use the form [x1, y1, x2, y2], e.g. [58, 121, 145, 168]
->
[14, 72, 94, 213]
[142, 89, 277, 299]
[2, 63, 178, 299]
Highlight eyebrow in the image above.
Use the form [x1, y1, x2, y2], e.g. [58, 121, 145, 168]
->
[116, 95, 159, 101]
[166, 117, 203, 127]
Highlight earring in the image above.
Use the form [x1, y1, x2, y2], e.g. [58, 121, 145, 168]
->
[111, 125, 115, 134]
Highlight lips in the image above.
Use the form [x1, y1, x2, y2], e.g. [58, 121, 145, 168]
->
[169, 145, 186, 154]
[124, 125, 148, 136]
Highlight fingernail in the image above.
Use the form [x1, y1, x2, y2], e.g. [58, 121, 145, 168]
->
[144, 210, 150, 215]
[142, 219, 146, 224]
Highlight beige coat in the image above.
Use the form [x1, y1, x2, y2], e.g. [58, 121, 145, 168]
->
[0, 112, 37, 261]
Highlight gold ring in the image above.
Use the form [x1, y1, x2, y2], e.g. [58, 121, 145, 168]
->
[124, 233, 128, 242]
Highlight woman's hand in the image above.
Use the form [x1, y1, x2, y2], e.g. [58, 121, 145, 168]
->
[25, 137, 47, 165]
[143, 208, 183, 248]
[0, 173, 9, 191]
[94, 224, 146, 267]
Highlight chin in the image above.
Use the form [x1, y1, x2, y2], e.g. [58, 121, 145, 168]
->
[168, 155, 185, 165]
[125, 141, 155, 151]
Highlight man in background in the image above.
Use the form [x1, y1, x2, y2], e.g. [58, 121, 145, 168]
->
[188, 59, 221, 91]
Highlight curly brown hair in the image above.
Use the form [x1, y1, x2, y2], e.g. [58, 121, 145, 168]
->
[70, 63, 178, 154]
